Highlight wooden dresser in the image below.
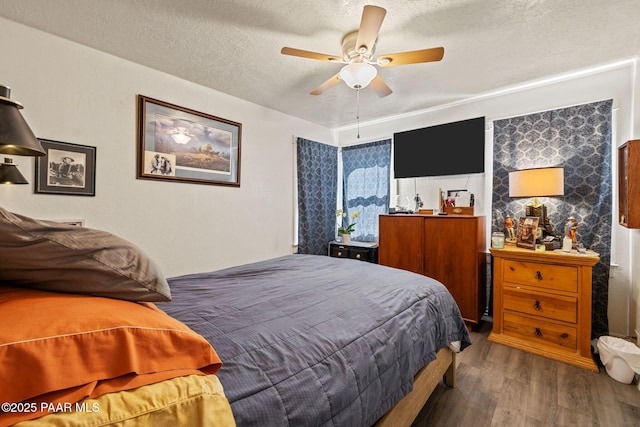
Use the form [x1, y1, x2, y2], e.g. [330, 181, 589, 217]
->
[488, 246, 599, 371]
[378, 214, 486, 328]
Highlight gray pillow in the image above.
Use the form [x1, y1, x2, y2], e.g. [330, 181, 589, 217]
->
[0, 207, 170, 302]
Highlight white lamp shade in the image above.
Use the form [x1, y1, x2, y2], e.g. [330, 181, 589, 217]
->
[509, 167, 565, 197]
[339, 63, 377, 89]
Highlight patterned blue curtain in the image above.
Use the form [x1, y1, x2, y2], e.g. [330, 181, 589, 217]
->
[297, 138, 338, 255]
[492, 100, 612, 338]
[341, 139, 392, 242]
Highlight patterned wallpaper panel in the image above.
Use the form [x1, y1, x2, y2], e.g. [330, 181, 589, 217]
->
[492, 100, 612, 337]
[297, 138, 338, 255]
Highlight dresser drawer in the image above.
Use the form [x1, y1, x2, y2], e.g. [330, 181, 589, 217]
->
[349, 247, 372, 262]
[503, 286, 577, 323]
[330, 245, 350, 258]
[502, 259, 578, 293]
[503, 312, 577, 351]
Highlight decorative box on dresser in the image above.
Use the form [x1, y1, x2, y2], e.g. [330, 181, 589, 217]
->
[378, 214, 486, 329]
[488, 246, 599, 371]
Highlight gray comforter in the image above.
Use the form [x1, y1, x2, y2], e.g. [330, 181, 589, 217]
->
[159, 254, 471, 426]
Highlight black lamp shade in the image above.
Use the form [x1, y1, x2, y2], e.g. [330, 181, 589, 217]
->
[0, 158, 28, 184]
[0, 85, 45, 156]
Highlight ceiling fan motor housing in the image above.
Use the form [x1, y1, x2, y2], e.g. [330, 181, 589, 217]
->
[341, 31, 375, 62]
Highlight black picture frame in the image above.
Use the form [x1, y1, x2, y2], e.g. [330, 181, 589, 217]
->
[136, 95, 242, 187]
[35, 139, 96, 196]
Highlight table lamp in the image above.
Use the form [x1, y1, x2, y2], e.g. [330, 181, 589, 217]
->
[509, 167, 564, 236]
[0, 157, 28, 184]
[0, 84, 46, 184]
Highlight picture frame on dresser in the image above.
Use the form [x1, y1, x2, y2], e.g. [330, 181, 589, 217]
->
[516, 216, 538, 249]
[34, 139, 96, 196]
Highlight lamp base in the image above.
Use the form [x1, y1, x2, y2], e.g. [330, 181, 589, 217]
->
[526, 204, 555, 236]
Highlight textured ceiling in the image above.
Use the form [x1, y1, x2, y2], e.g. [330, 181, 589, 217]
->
[1, 0, 640, 129]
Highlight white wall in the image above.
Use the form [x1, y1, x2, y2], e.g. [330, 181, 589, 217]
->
[335, 61, 638, 337]
[1, 17, 332, 277]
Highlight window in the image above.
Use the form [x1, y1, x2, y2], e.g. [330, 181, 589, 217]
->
[341, 140, 391, 242]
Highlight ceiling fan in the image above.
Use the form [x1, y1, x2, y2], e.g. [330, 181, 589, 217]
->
[281, 5, 444, 97]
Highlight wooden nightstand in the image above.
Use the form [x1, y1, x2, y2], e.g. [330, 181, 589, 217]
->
[488, 246, 599, 371]
[329, 241, 378, 263]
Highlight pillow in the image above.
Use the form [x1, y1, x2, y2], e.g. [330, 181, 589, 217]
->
[0, 207, 170, 301]
[0, 286, 222, 425]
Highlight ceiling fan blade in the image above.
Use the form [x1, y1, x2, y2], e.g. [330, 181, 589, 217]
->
[377, 47, 445, 66]
[355, 5, 386, 55]
[310, 73, 341, 95]
[369, 75, 392, 98]
[281, 47, 341, 62]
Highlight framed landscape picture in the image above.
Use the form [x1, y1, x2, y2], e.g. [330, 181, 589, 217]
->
[35, 139, 96, 196]
[516, 216, 539, 249]
[136, 95, 242, 187]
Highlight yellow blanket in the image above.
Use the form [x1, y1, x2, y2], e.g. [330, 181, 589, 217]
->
[14, 375, 235, 427]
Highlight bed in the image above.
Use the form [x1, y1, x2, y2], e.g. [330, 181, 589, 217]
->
[158, 254, 471, 426]
[0, 286, 235, 427]
[0, 207, 235, 426]
[0, 207, 471, 426]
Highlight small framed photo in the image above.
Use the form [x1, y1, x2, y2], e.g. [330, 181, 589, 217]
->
[516, 216, 539, 249]
[35, 139, 96, 196]
[136, 95, 241, 187]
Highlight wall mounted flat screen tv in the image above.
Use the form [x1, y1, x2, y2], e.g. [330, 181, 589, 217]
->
[393, 116, 485, 178]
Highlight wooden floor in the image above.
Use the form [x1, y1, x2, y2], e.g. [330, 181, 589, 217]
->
[412, 322, 640, 427]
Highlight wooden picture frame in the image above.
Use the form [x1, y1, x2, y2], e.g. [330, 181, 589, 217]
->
[137, 95, 241, 187]
[516, 216, 539, 249]
[35, 139, 96, 196]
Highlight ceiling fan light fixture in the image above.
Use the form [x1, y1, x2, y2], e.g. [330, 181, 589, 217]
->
[339, 63, 377, 89]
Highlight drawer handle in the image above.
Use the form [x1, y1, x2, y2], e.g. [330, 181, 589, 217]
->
[535, 271, 543, 281]
[533, 300, 542, 311]
[534, 327, 542, 337]
[356, 254, 361, 259]
[337, 251, 343, 256]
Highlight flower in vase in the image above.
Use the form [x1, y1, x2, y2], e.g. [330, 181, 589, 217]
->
[336, 209, 361, 235]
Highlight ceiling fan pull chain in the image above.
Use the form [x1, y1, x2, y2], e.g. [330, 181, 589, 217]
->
[356, 88, 361, 139]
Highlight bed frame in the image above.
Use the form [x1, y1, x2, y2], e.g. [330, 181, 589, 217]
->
[375, 347, 456, 427]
